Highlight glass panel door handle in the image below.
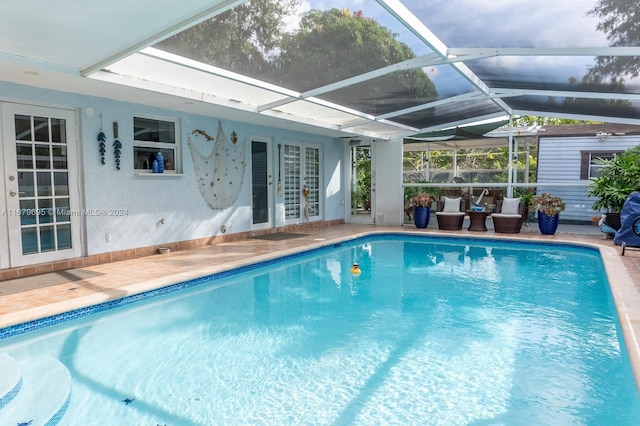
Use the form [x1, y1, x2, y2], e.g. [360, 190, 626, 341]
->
[9, 190, 25, 197]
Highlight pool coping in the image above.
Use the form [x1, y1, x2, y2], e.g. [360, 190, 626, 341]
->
[1, 228, 639, 394]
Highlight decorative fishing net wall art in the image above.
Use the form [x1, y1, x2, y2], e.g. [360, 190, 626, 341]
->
[188, 121, 246, 209]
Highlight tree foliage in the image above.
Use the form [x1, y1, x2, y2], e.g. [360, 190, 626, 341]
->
[404, 145, 537, 184]
[158, 4, 437, 107]
[588, 0, 640, 79]
[274, 8, 436, 101]
[157, 0, 297, 77]
[514, 116, 602, 126]
[588, 145, 640, 212]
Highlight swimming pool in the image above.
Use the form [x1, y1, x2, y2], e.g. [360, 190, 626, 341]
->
[1, 234, 639, 425]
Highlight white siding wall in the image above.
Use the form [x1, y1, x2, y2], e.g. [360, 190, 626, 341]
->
[537, 135, 640, 222]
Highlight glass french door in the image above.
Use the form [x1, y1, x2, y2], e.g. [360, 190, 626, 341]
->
[304, 146, 321, 219]
[251, 138, 273, 229]
[283, 143, 321, 224]
[1, 103, 82, 267]
[283, 144, 301, 221]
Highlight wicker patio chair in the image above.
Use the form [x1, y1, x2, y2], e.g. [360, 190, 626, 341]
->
[491, 198, 525, 233]
[435, 197, 466, 230]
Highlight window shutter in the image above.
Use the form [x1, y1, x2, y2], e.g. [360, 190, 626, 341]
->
[580, 152, 589, 180]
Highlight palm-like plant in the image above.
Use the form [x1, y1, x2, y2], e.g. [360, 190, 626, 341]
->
[588, 145, 640, 213]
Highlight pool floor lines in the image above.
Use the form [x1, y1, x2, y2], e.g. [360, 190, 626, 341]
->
[0, 354, 71, 425]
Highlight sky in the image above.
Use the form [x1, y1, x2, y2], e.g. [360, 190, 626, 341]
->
[298, 0, 609, 50]
[290, 0, 628, 93]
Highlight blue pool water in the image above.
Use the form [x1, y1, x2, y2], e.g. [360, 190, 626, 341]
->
[1, 234, 639, 425]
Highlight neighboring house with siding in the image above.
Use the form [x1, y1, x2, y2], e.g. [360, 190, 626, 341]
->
[536, 124, 640, 223]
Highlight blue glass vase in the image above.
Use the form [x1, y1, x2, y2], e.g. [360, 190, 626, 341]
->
[156, 151, 164, 173]
[538, 211, 560, 235]
[413, 206, 430, 229]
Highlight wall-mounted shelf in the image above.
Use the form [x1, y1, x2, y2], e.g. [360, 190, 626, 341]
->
[135, 172, 184, 177]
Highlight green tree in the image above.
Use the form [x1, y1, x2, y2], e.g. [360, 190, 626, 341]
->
[588, 145, 640, 213]
[273, 8, 437, 111]
[158, 5, 436, 114]
[588, 0, 640, 78]
[514, 116, 602, 126]
[156, 0, 297, 77]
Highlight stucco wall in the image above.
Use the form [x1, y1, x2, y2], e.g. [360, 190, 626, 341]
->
[374, 139, 404, 226]
[0, 82, 344, 256]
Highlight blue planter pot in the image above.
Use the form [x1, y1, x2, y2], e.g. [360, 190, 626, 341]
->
[413, 206, 430, 228]
[538, 211, 560, 235]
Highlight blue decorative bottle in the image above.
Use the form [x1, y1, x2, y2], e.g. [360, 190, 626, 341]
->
[156, 151, 164, 173]
[152, 159, 159, 173]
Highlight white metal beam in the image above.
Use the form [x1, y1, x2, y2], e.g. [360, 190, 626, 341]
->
[81, 0, 245, 76]
[376, 92, 485, 120]
[492, 87, 640, 101]
[377, 0, 449, 58]
[258, 53, 442, 112]
[448, 47, 640, 60]
[138, 48, 300, 98]
[302, 53, 441, 98]
[416, 112, 511, 134]
[378, 0, 512, 117]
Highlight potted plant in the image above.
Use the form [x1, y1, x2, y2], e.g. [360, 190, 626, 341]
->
[407, 192, 434, 228]
[514, 188, 535, 222]
[588, 145, 640, 231]
[530, 192, 565, 235]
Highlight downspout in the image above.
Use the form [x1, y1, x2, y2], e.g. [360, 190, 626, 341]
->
[524, 138, 530, 184]
[512, 135, 519, 188]
[425, 145, 430, 182]
[507, 116, 514, 197]
[453, 150, 458, 180]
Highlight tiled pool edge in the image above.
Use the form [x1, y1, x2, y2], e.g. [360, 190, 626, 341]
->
[598, 243, 640, 396]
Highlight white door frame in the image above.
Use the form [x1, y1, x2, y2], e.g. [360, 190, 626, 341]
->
[1, 102, 82, 267]
[346, 142, 376, 224]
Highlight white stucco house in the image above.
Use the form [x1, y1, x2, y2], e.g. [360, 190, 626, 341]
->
[1, 1, 639, 277]
[0, 81, 405, 277]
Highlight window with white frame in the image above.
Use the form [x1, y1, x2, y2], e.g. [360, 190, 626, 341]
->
[580, 151, 622, 179]
[133, 116, 179, 172]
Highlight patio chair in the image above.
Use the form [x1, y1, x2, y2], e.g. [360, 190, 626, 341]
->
[435, 197, 466, 230]
[492, 198, 525, 233]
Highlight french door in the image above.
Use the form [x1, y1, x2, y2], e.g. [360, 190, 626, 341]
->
[251, 137, 273, 230]
[282, 142, 321, 224]
[0, 103, 82, 268]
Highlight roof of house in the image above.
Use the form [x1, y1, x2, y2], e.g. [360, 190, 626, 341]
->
[539, 124, 640, 138]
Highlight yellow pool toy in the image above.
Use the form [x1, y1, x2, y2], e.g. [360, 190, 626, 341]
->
[350, 263, 361, 275]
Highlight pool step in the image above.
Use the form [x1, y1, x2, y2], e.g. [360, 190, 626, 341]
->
[0, 353, 21, 409]
[0, 355, 71, 425]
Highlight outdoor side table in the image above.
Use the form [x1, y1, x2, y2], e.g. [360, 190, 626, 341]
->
[467, 210, 489, 231]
